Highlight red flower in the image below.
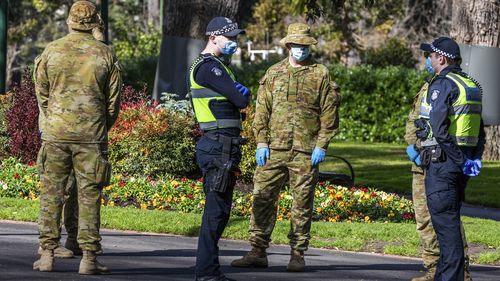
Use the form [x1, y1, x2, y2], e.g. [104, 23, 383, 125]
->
[349, 187, 357, 192]
[360, 187, 369, 192]
[27, 161, 35, 167]
[336, 196, 343, 201]
[319, 181, 325, 186]
[181, 177, 188, 182]
[13, 173, 21, 180]
[187, 194, 194, 200]
[370, 192, 378, 198]
[403, 212, 414, 220]
[118, 180, 126, 187]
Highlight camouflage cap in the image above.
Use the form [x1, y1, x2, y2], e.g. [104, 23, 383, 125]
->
[280, 23, 317, 46]
[67, 1, 102, 31]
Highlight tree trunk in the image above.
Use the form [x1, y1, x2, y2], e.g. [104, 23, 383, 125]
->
[147, 0, 160, 28]
[451, 0, 500, 160]
[163, 0, 244, 39]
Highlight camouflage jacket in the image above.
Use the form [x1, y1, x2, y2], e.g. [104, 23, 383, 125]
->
[34, 32, 122, 144]
[404, 82, 428, 173]
[253, 58, 340, 153]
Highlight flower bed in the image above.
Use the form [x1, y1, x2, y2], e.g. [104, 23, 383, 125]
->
[0, 157, 414, 223]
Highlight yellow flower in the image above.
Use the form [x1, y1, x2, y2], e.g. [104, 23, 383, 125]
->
[140, 203, 147, 209]
[104, 185, 112, 191]
[316, 207, 322, 213]
[364, 216, 370, 222]
[109, 201, 115, 207]
[384, 221, 388, 224]
[400, 202, 405, 208]
[386, 196, 393, 202]
[138, 192, 145, 197]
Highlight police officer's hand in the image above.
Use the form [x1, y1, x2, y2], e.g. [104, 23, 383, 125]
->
[472, 159, 482, 176]
[462, 158, 480, 177]
[234, 81, 250, 96]
[311, 147, 326, 166]
[255, 147, 270, 167]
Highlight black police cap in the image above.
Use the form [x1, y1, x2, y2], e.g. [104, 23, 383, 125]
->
[205, 17, 245, 37]
[420, 37, 461, 60]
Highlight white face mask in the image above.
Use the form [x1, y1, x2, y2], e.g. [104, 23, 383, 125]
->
[290, 46, 310, 61]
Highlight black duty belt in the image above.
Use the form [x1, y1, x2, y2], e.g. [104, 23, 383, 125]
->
[204, 133, 247, 146]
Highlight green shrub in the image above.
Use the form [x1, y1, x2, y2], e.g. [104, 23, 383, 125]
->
[120, 55, 158, 95]
[0, 93, 12, 160]
[330, 64, 426, 143]
[108, 88, 199, 178]
[363, 37, 417, 68]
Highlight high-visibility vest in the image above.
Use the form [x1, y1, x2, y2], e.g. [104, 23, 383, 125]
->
[189, 55, 242, 131]
[419, 72, 482, 147]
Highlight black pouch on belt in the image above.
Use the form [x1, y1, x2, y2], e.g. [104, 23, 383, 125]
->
[207, 159, 234, 193]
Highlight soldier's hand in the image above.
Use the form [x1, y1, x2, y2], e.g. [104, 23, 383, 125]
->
[311, 147, 326, 166]
[256, 147, 270, 166]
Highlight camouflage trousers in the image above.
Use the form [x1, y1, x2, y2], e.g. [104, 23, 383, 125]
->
[63, 173, 78, 241]
[37, 142, 111, 252]
[412, 171, 471, 278]
[249, 149, 318, 252]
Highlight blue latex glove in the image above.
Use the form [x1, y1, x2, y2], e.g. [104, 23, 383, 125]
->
[406, 145, 422, 166]
[406, 144, 419, 161]
[234, 81, 250, 96]
[311, 148, 326, 166]
[472, 159, 482, 176]
[462, 158, 479, 177]
[255, 147, 270, 167]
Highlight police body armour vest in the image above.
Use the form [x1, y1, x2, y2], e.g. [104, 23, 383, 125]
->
[419, 72, 482, 147]
[189, 55, 242, 131]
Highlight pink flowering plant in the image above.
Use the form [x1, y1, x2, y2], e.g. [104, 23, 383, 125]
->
[0, 158, 414, 223]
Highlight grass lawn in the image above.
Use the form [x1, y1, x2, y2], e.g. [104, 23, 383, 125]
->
[323, 142, 500, 208]
[2, 197, 499, 265]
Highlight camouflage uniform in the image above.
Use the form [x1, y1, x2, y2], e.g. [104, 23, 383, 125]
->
[34, 7, 121, 255]
[250, 36, 340, 252]
[405, 82, 471, 280]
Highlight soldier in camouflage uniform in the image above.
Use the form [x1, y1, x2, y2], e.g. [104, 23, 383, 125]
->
[231, 23, 340, 272]
[405, 79, 472, 281]
[33, 0, 121, 274]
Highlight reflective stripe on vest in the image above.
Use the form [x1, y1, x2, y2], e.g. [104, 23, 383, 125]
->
[189, 56, 242, 130]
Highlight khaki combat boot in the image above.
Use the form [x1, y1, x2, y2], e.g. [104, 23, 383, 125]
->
[38, 243, 74, 258]
[33, 249, 54, 272]
[79, 250, 110, 275]
[411, 267, 436, 281]
[230, 247, 268, 268]
[286, 249, 305, 272]
[64, 238, 83, 256]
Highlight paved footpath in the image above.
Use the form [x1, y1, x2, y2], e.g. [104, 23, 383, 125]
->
[0, 220, 499, 281]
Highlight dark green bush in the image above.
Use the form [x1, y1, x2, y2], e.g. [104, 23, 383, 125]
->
[120, 55, 158, 95]
[330, 64, 427, 143]
[363, 37, 417, 68]
[0, 93, 12, 160]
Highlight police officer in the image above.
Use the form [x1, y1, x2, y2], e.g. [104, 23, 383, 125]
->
[231, 23, 340, 272]
[405, 56, 472, 281]
[190, 17, 249, 281]
[33, 0, 121, 274]
[414, 37, 485, 281]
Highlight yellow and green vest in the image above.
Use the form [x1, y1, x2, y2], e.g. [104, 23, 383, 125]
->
[419, 72, 482, 147]
[189, 55, 242, 131]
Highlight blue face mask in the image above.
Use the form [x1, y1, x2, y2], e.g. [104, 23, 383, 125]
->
[220, 40, 238, 55]
[291, 46, 310, 62]
[425, 57, 435, 75]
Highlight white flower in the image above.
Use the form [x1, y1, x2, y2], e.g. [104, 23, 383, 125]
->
[1, 181, 7, 190]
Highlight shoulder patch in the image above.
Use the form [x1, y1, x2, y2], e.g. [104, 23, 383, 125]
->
[431, 89, 440, 101]
[211, 67, 223, 76]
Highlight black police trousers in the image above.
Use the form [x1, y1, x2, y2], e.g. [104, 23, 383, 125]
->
[194, 134, 241, 278]
[425, 157, 468, 281]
